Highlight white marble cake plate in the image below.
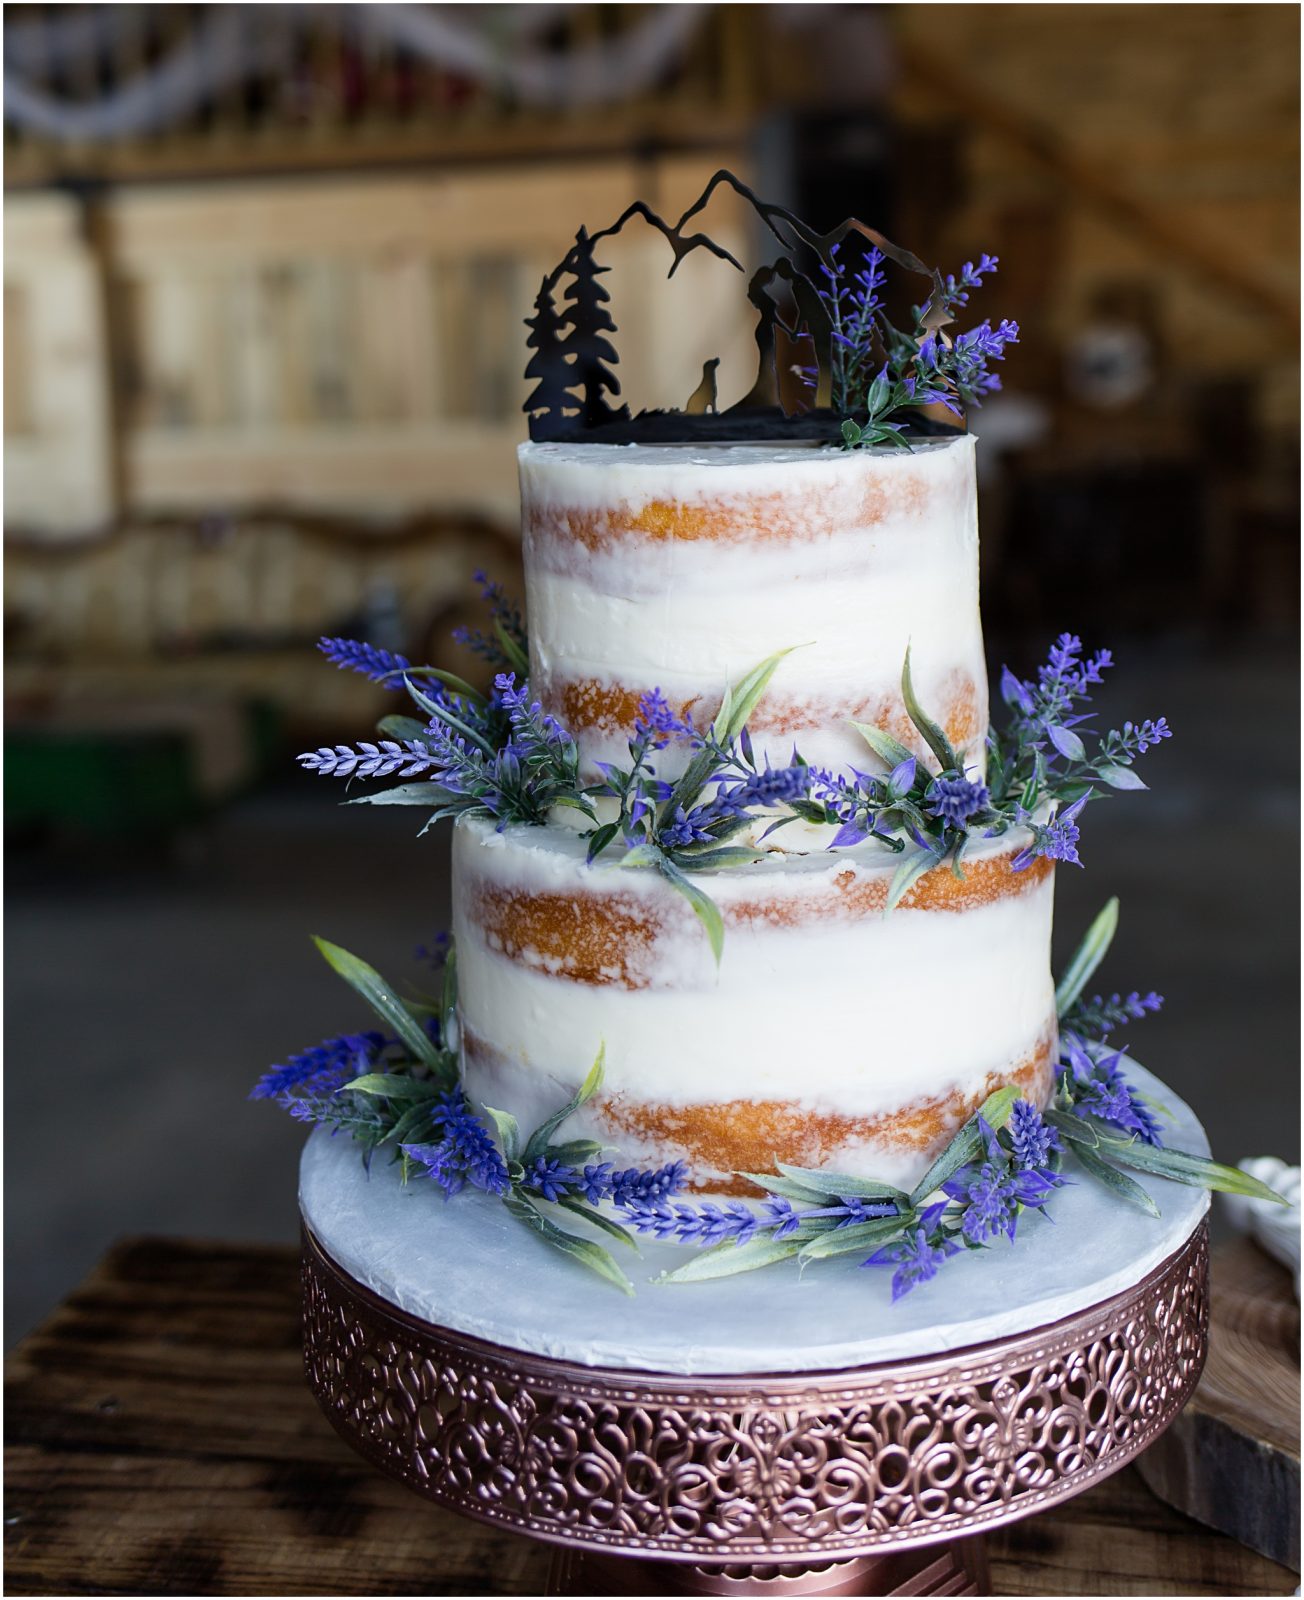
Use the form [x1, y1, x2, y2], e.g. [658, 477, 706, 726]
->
[299, 1061, 1209, 1376]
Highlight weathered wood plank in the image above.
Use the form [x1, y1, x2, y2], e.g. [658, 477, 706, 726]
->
[1136, 1237, 1300, 1569]
[5, 1238, 1299, 1597]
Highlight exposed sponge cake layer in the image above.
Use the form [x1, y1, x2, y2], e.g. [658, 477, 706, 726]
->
[453, 816, 1058, 1193]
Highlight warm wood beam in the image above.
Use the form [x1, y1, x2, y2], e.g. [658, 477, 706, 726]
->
[896, 38, 1299, 338]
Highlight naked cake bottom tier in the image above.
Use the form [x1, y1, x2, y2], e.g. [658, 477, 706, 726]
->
[452, 816, 1058, 1194]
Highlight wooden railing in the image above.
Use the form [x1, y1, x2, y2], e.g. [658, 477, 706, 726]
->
[4, 4, 762, 186]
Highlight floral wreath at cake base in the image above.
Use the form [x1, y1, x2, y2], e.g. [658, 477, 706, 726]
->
[253, 901, 1284, 1299]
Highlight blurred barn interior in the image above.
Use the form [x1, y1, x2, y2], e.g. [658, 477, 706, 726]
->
[4, 4, 1299, 1343]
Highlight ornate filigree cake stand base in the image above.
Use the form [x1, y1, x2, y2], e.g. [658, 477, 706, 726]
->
[301, 1217, 1209, 1597]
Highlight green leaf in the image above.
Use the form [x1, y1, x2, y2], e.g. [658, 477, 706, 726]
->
[348, 783, 452, 807]
[619, 843, 664, 870]
[851, 720, 920, 774]
[864, 427, 912, 450]
[482, 1104, 521, 1163]
[404, 675, 496, 755]
[545, 1138, 604, 1167]
[376, 714, 432, 742]
[658, 857, 725, 965]
[909, 1086, 1021, 1205]
[379, 1101, 441, 1148]
[313, 937, 442, 1068]
[713, 647, 805, 745]
[841, 418, 863, 446]
[1069, 1143, 1161, 1217]
[344, 1072, 443, 1101]
[865, 369, 890, 419]
[656, 1234, 804, 1284]
[666, 845, 763, 871]
[1055, 898, 1119, 1016]
[555, 1196, 641, 1253]
[411, 666, 488, 705]
[1097, 764, 1148, 792]
[886, 844, 942, 914]
[586, 821, 620, 863]
[775, 1163, 910, 1203]
[901, 645, 960, 774]
[521, 1046, 605, 1166]
[1094, 1134, 1291, 1203]
[798, 1213, 913, 1262]
[493, 619, 530, 676]
[502, 1191, 634, 1294]
[737, 1171, 832, 1206]
[551, 793, 598, 821]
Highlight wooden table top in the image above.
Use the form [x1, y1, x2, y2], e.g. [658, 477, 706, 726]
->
[5, 1237, 1299, 1597]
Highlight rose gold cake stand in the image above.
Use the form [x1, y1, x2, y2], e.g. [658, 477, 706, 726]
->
[301, 1217, 1208, 1597]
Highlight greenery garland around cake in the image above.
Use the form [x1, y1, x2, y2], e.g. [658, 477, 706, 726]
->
[299, 572, 1173, 960]
[255, 901, 1284, 1299]
[274, 577, 1283, 1293]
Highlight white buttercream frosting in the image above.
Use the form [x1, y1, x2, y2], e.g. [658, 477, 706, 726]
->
[453, 816, 1057, 1188]
[519, 437, 987, 789]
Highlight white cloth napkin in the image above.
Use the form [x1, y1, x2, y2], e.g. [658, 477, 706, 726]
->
[1222, 1158, 1301, 1300]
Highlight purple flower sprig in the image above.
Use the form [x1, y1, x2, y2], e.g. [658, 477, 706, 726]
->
[318, 637, 412, 684]
[865, 1100, 1066, 1300]
[298, 666, 592, 833]
[404, 1089, 511, 1197]
[250, 1030, 389, 1105]
[451, 569, 529, 673]
[1062, 988, 1164, 1038]
[982, 634, 1171, 873]
[1059, 1043, 1166, 1146]
[585, 664, 811, 890]
[798, 240, 1012, 444]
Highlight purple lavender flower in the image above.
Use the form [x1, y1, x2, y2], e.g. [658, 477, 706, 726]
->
[1072, 1052, 1165, 1146]
[1066, 989, 1164, 1036]
[403, 1091, 511, 1197]
[618, 1197, 762, 1246]
[318, 637, 411, 683]
[801, 1196, 899, 1229]
[865, 1223, 959, 1301]
[634, 688, 699, 750]
[926, 773, 990, 828]
[659, 797, 745, 849]
[580, 1162, 615, 1204]
[1010, 793, 1091, 871]
[250, 1031, 386, 1101]
[762, 1197, 803, 1239]
[524, 1156, 578, 1203]
[1007, 1100, 1062, 1170]
[716, 762, 813, 811]
[452, 570, 527, 667]
[944, 1163, 1021, 1244]
[939, 255, 999, 310]
[298, 739, 442, 780]
[575, 1161, 690, 1207]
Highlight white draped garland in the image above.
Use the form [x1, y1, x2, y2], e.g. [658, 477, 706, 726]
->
[3, 3, 710, 142]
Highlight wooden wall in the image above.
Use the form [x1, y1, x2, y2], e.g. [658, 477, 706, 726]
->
[889, 3, 1299, 433]
[4, 153, 755, 542]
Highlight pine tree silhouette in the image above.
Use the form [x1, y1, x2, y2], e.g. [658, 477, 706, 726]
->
[559, 227, 629, 427]
[522, 279, 573, 439]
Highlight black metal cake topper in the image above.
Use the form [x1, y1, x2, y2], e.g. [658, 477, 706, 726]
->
[524, 169, 967, 446]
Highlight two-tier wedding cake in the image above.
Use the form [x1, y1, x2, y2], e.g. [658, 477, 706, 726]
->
[265, 173, 1266, 1306]
[456, 436, 1053, 1193]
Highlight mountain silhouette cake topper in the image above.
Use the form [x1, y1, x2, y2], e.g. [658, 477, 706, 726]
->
[523, 169, 1019, 448]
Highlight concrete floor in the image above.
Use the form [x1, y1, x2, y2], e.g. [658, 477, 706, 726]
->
[5, 640, 1298, 1347]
